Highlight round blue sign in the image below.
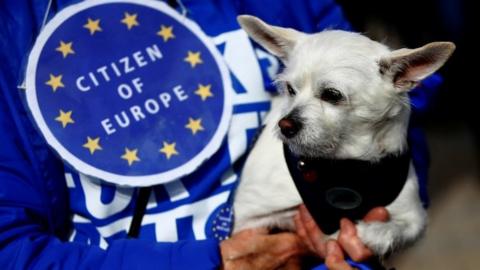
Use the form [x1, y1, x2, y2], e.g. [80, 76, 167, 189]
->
[26, 0, 232, 186]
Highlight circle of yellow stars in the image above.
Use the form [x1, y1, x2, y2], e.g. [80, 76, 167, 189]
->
[45, 11, 215, 167]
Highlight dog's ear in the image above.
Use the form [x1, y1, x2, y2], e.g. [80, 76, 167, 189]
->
[379, 42, 455, 91]
[237, 15, 303, 61]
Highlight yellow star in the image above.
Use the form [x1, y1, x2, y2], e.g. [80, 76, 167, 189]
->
[184, 51, 203, 68]
[83, 18, 102, 35]
[56, 41, 75, 58]
[185, 117, 204, 135]
[45, 74, 64, 92]
[55, 110, 74, 128]
[83, 136, 102, 155]
[157, 25, 175, 42]
[121, 12, 139, 30]
[194, 84, 213, 101]
[121, 148, 140, 166]
[159, 141, 179, 159]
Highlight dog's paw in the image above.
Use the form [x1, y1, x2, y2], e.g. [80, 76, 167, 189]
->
[356, 218, 426, 256]
[356, 221, 398, 255]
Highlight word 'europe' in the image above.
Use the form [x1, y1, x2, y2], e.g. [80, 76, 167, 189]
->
[101, 84, 188, 135]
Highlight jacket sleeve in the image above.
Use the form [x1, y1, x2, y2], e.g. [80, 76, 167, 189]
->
[407, 74, 443, 208]
[0, 208, 220, 270]
[0, 207, 220, 270]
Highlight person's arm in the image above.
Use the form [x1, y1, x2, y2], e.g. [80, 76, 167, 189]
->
[408, 74, 443, 208]
[0, 89, 222, 269]
[0, 207, 221, 269]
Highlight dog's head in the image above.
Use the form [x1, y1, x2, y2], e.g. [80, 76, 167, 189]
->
[238, 15, 454, 160]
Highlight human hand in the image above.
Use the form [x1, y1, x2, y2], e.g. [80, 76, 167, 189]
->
[220, 227, 308, 270]
[294, 204, 389, 268]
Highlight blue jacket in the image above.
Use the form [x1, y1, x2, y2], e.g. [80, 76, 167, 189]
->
[0, 0, 438, 269]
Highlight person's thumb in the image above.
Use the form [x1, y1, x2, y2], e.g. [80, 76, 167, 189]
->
[363, 207, 389, 223]
[325, 240, 353, 270]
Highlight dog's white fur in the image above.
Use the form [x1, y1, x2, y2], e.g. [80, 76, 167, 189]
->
[233, 15, 454, 256]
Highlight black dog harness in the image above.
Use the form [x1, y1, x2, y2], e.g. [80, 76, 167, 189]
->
[283, 144, 410, 234]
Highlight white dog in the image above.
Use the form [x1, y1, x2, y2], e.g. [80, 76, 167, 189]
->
[233, 15, 454, 256]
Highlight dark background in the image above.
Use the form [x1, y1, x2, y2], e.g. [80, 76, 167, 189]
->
[337, 0, 475, 124]
[336, 0, 479, 268]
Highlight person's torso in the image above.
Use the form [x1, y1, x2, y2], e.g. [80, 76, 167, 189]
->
[64, 0, 280, 247]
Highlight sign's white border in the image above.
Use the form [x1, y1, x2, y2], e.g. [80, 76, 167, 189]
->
[26, 0, 233, 187]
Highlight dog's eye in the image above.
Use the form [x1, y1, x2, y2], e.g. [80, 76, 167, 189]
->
[286, 83, 296, 96]
[320, 88, 343, 104]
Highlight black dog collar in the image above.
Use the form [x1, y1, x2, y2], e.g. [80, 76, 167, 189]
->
[284, 144, 410, 234]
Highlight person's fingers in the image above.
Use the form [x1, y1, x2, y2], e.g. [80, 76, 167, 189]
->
[248, 233, 307, 270]
[299, 204, 327, 257]
[222, 258, 250, 270]
[247, 251, 289, 270]
[363, 207, 389, 223]
[278, 257, 302, 270]
[221, 228, 270, 259]
[325, 240, 353, 270]
[294, 211, 316, 252]
[221, 238, 249, 261]
[325, 255, 354, 270]
[222, 231, 307, 270]
[338, 218, 373, 262]
[264, 232, 308, 257]
[326, 240, 345, 260]
[237, 227, 270, 236]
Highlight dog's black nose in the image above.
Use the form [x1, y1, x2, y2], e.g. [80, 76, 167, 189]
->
[278, 117, 302, 138]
